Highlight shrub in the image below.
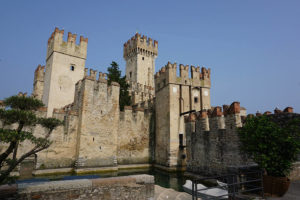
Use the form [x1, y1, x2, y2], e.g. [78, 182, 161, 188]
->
[238, 115, 300, 177]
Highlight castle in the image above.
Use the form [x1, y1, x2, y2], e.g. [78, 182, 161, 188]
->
[2, 28, 298, 177]
[27, 27, 213, 173]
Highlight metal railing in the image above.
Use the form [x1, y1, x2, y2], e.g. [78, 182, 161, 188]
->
[191, 170, 264, 200]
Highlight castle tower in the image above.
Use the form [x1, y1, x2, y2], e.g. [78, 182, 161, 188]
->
[154, 62, 211, 169]
[42, 27, 88, 116]
[123, 33, 158, 88]
[32, 64, 45, 100]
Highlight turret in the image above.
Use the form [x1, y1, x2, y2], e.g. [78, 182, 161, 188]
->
[154, 62, 177, 89]
[123, 33, 158, 59]
[47, 27, 88, 60]
[123, 33, 158, 88]
[32, 64, 45, 100]
[155, 62, 211, 90]
[43, 27, 88, 117]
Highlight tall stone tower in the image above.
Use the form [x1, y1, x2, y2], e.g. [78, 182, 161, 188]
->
[123, 33, 158, 88]
[42, 28, 88, 116]
[155, 62, 211, 169]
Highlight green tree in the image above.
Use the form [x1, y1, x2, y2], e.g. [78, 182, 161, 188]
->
[238, 115, 300, 177]
[107, 61, 131, 111]
[0, 94, 62, 184]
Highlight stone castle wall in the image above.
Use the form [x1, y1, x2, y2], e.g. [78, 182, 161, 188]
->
[0, 68, 154, 171]
[0, 107, 79, 170]
[72, 69, 153, 168]
[185, 102, 253, 175]
[118, 107, 154, 165]
[72, 70, 120, 168]
[127, 81, 154, 105]
[185, 103, 300, 176]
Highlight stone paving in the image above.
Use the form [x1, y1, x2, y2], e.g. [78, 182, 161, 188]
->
[154, 180, 300, 200]
[154, 185, 194, 200]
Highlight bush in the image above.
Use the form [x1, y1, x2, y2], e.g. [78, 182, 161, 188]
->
[238, 115, 300, 177]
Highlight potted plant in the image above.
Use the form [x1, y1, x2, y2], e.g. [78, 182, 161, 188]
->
[238, 115, 300, 196]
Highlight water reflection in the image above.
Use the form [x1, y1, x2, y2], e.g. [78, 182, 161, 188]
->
[18, 168, 188, 192]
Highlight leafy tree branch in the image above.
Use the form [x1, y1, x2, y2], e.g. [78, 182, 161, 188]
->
[0, 95, 62, 184]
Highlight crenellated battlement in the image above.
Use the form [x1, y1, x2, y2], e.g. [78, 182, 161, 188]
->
[127, 81, 155, 105]
[82, 68, 119, 86]
[83, 68, 110, 83]
[250, 106, 294, 118]
[33, 65, 45, 100]
[127, 81, 154, 95]
[123, 33, 158, 59]
[119, 105, 152, 122]
[46, 27, 88, 60]
[187, 104, 296, 132]
[34, 65, 45, 82]
[155, 62, 211, 90]
[185, 102, 242, 131]
[84, 68, 97, 80]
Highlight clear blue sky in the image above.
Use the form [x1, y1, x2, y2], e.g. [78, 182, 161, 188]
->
[0, 0, 299, 114]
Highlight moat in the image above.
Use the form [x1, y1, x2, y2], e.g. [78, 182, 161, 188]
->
[16, 168, 189, 192]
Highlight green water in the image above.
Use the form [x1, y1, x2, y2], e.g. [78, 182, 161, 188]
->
[117, 168, 189, 192]
[22, 168, 189, 192]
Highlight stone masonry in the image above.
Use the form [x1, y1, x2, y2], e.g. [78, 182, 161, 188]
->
[185, 102, 253, 175]
[0, 174, 154, 200]
[184, 102, 300, 177]
[154, 62, 211, 169]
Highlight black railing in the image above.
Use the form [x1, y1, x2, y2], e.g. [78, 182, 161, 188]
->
[191, 170, 264, 200]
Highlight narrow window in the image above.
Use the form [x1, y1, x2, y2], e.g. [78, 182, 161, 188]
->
[70, 65, 75, 71]
[130, 72, 132, 78]
[163, 79, 166, 86]
[194, 97, 198, 103]
[179, 134, 183, 148]
[142, 57, 144, 60]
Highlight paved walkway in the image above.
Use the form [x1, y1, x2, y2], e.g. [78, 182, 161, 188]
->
[154, 185, 194, 200]
[154, 180, 300, 200]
